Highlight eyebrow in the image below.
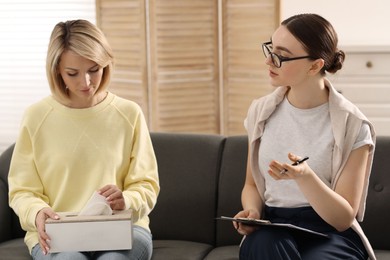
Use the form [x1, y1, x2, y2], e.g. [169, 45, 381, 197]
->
[64, 64, 99, 71]
[274, 46, 293, 55]
[270, 39, 293, 55]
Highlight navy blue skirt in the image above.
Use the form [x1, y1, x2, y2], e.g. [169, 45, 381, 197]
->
[239, 206, 368, 260]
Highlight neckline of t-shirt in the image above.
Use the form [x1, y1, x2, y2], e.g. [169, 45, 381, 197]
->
[283, 96, 329, 114]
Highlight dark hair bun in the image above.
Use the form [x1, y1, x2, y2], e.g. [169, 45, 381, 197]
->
[326, 50, 345, 74]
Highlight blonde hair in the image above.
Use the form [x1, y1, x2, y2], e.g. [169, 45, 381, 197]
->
[46, 19, 114, 103]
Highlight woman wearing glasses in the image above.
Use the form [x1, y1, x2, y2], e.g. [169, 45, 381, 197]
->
[234, 14, 376, 259]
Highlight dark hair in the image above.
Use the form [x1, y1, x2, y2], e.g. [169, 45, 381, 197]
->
[281, 14, 345, 74]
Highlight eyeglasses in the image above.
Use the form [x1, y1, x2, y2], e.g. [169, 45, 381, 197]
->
[262, 41, 313, 68]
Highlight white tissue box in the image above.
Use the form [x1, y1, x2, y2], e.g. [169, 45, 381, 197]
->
[45, 210, 132, 253]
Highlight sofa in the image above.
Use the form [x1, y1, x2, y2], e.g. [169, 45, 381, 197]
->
[0, 133, 389, 260]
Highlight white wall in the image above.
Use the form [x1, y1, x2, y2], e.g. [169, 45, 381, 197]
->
[0, 1, 96, 154]
[281, 0, 390, 46]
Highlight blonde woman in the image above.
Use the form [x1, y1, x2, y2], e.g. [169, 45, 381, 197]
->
[8, 19, 159, 260]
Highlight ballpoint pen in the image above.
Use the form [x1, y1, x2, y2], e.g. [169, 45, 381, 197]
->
[280, 156, 309, 174]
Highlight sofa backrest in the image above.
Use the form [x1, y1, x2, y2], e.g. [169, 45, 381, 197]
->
[149, 132, 225, 245]
[215, 135, 247, 246]
[360, 136, 390, 250]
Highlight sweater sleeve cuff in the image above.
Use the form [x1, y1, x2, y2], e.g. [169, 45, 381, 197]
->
[123, 195, 131, 210]
[24, 204, 49, 232]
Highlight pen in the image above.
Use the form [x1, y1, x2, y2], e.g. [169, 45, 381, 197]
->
[280, 156, 309, 174]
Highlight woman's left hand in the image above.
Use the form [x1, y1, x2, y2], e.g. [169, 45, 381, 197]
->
[268, 153, 312, 180]
[98, 185, 126, 210]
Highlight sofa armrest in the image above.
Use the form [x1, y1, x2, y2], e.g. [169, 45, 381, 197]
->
[360, 136, 390, 250]
[0, 144, 15, 242]
[0, 144, 25, 243]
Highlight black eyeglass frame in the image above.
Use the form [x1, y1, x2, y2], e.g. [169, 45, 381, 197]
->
[262, 41, 314, 68]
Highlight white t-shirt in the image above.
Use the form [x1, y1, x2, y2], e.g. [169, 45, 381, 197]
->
[258, 97, 372, 208]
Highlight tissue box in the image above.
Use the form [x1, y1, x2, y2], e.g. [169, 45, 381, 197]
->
[46, 210, 132, 253]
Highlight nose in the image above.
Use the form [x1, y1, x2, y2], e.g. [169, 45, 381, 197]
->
[265, 55, 273, 66]
[82, 73, 91, 87]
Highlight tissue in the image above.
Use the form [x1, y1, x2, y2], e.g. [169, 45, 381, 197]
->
[78, 191, 113, 216]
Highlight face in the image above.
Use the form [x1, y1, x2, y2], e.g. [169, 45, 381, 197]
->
[58, 50, 104, 108]
[265, 25, 315, 88]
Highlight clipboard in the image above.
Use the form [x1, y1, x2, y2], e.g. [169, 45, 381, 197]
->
[217, 216, 329, 238]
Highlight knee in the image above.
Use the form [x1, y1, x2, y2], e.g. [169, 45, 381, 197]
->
[51, 252, 89, 260]
[31, 244, 89, 260]
[240, 228, 299, 260]
[131, 226, 153, 260]
[245, 228, 289, 247]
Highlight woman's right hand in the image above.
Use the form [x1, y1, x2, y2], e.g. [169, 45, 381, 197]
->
[35, 207, 59, 255]
[233, 209, 260, 235]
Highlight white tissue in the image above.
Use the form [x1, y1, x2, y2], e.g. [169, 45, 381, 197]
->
[78, 191, 113, 216]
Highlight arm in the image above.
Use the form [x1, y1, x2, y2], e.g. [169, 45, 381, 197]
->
[269, 145, 370, 231]
[97, 105, 159, 221]
[9, 126, 59, 255]
[234, 146, 264, 235]
[8, 128, 52, 232]
[109, 108, 159, 222]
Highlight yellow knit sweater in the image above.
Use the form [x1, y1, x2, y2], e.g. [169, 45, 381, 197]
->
[8, 92, 160, 253]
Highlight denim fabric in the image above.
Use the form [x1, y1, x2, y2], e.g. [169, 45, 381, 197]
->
[31, 225, 152, 260]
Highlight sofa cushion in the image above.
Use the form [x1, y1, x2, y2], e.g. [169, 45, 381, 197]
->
[0, 238, 31, 260]
[374, 249, 390, 260]
[152, 240, 213, 260]
[204, 245, 239, 260]
[149, 133, 225, 245]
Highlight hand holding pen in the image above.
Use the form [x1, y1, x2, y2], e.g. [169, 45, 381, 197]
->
[279, 156, 309, 174]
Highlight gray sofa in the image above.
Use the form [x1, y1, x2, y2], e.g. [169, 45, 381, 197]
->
[0, 133, 389, 260]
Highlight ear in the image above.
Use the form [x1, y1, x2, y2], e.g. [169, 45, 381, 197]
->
[308, 58, 325, 75]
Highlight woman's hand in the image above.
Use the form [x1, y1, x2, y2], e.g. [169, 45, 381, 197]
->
[233, 209, 260, 235]
[35, 207, 59, 255]
[268, 153, 313, 180]
[98, 185, 125, 210]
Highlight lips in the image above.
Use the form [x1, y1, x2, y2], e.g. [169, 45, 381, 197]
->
[269, 70, 278, 77]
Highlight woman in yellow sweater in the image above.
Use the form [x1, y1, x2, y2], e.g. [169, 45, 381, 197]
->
[8, 19, 160, 260]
